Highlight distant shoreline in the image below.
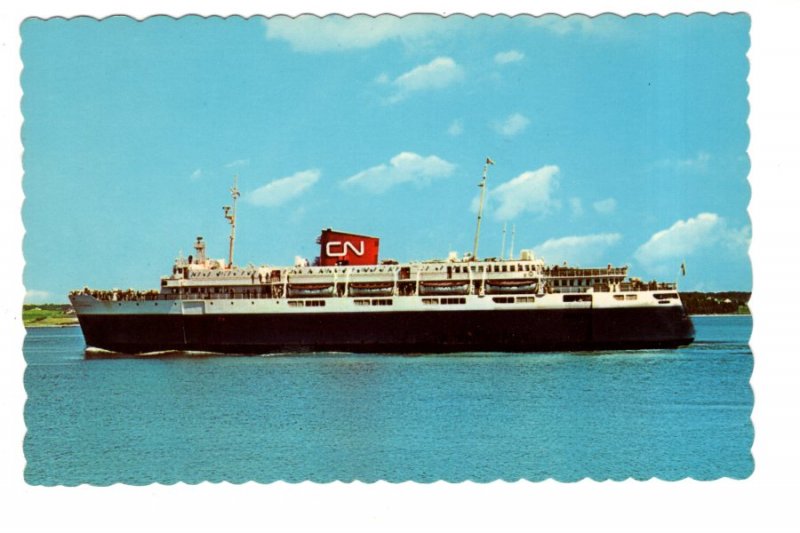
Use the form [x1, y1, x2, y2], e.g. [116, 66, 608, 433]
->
[24, 322, 79, 329]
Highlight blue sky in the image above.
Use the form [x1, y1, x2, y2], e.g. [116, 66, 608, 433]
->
[21, 14, 751, 303]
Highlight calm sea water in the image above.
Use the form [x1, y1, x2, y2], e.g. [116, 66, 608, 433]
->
[23, 316, 753, 485]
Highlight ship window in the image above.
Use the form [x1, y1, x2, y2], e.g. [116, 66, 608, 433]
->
[614, 295, 625, 301]
[305, 300, 326, 307]
[654, 293, 679, 300]
[441, 297, 466, 305]
[371, 299, 393, 306]
[626, 294, 638, 301]
[563, 294, 592, 303]
[422, 298, 439, 305]
[492, 296, 514, 304]
[517, 296, 535, 303]
[288, 301, 303, 307]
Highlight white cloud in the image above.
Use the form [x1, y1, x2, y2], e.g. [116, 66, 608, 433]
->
[569, 197, 584, 216]
[225, 159, 250, 168]
[593, 198, 617, 214]
[342, 152, 455, 193]
[680, 152, 711, 170]
[725, 224, 752, 252]
[247, 169, 320, 207]
[493, 113, 530, 137]
[447, 119, 463, 136]
[634, 213, 750, 267]
[654, 152, 711, 173]
[388, 57, 464, 103]
[494, 50, 525, 64]
[264, 14, 443, 53]
[24, 290, 52, 304]
[533, 233, 622, 266]
[529, 14, 625, 37]
[485, 165, 560, 221]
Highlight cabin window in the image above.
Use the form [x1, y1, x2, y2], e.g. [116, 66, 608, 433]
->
[354, 299, 370, 306]
[371, 299, 393, 306]
[305, 300, 326, 307]
[563, 294, 592, 303]
[517, 296, 536, 303]
[422, 298, 439, 305]
[441, 297, 466, 305]
[288, 301, 303, 307]
[653, 293, 679, 300]
[626, 294, 638, 301]
[614, 295, 625, 301]
[493, 296, 514, 304]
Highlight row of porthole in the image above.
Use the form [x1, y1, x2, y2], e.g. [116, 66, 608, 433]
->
[191, 271, 259, 278]
[120, 301, 260, 307]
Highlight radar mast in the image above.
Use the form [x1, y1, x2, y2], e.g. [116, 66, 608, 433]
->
[472, 157, 494, 260]
[223, 175, 240, 268]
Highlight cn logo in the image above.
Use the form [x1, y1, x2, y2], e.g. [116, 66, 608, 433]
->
[326, 240, 365, 257]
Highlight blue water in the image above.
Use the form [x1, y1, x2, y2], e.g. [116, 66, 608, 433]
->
[23, 316, 753, 485]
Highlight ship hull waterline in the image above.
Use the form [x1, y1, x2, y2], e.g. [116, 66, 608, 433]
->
[75, 306, 695, 356]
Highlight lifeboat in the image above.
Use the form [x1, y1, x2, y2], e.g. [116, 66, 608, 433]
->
[485, 279, 538, 294]
[286, 283, 335, 298]
[348, 282, 394, 297]
[419, 280, 470, 295]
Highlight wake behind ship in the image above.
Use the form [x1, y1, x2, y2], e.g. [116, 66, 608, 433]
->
[70, 164, 695, 355]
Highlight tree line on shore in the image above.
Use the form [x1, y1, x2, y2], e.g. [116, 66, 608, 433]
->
[678, 292, 750, 315]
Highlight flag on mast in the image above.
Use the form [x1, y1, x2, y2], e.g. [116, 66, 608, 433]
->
[486, 157, 495, 165]
[681, 260, 686, 277]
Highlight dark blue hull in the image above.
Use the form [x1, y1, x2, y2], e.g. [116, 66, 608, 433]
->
[76, 306, 695, 355]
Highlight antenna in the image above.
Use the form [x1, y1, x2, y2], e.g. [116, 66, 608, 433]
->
[472, 157, 494, 260]
[500, 223, 507, 260]
[223, 175, 240, 268]
[509, 224, 516, 260]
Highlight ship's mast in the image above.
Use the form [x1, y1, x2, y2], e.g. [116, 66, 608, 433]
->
[472, 157, 494, 260]
[500, 222, 507, 260]
[509, 224, 516, 260]
[223, 175, 240, 268]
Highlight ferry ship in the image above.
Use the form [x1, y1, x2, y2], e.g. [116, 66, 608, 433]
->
[69, 162, 695, 355]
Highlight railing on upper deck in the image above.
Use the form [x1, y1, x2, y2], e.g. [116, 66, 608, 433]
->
[543, 266, 628, 278]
